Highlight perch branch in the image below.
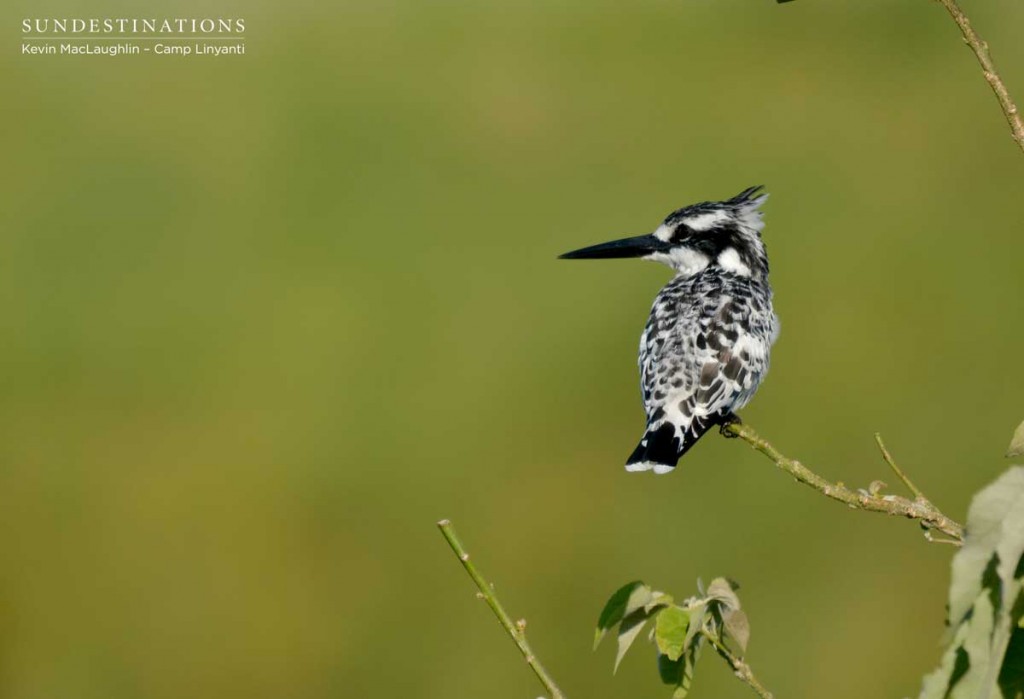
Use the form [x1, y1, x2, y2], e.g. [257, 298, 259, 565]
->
[437, 519, 566, 699]
[935, 0, 1024, 154]
[700, 624, 774, 699]
[722, 423, 964, 543]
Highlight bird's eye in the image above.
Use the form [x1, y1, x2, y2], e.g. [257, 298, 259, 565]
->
[671, 225, 693, 243]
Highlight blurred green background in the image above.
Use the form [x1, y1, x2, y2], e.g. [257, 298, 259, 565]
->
[2, 1, 1024, 697]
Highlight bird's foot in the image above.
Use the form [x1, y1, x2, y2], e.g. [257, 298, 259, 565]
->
[719, 413, 742, 437]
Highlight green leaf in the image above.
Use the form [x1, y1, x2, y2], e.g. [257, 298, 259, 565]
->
[919, 617, 973, 699]
[595, 581, 650, 649]
[623, 585, 654, 618]
[683, 602, 706, 652]
[655, 606, 691, 661]
[949, 468, 1024, 627]
[950, 585, 997, 698]
[917, 467, 1024, 699]
[724, 609, 751, 655]
[614, 610, 649, 673]
[672, 682, 692, 699]
[658, 639, 702, 698]
[658, 653, 694, 699]
[1009, 420, 1024, 458]
[658, 652, 683, 685]
[707, 578, 741, 613]
[645, 591, 675, 614]
[998, 622, 1024, 699]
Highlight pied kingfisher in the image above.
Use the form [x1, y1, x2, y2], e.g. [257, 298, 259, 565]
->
[560, 186, 779, 474]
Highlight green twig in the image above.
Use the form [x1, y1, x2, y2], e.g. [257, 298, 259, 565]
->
[723, 423, 964, 544]
[934, 0, 1024, 154]
[699, 624, 774, 699]
[437, 519, 566, 699]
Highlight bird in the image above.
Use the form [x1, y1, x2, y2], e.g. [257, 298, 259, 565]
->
[559, 186, 779, 474]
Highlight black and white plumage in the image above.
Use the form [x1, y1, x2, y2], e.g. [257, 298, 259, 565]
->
[560, 186, 779, 474]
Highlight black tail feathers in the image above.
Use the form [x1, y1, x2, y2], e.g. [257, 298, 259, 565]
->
[625, 416, 719, 474]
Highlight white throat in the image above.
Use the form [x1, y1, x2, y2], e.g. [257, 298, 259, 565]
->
[645, 247, 710, 276]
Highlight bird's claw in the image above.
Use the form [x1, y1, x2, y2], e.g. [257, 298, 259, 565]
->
[719, 413, 742, 437]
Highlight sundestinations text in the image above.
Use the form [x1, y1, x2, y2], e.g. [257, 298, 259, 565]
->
[22, 18, 245, 35]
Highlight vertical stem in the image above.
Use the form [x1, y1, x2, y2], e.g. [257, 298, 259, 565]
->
[437, 519, 566, 699]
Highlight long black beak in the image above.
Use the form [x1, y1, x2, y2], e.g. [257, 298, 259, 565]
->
[558, 234, 668, 260]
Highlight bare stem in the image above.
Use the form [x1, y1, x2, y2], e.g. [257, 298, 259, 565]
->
[722, 423, 964, 544]
[935, 0, 1024, 154]
[874, 433, 928, 504]
[436, 519, 566, 699]
[699, 625, 774, 699]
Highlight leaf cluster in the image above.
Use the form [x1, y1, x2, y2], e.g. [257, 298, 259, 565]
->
[594, 578, 751, 698]
[918, 460, 1024, 699]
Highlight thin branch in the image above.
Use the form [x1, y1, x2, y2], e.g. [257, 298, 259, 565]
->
[924, 530, 963, 546]
[935, 0, 1024, 154]
[722, 423, 964, 544]
[874, 433, 928, 504]
[436, 519, 566, 699]
[699, 625, 774, 699]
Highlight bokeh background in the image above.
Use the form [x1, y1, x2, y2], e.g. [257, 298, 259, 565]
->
[2, 1, 1024, 697]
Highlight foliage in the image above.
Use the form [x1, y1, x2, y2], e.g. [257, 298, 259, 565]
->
[595, 578, 757, 698]
[918, 465, 1024, 699]
[1008, 420, 1024, 458]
